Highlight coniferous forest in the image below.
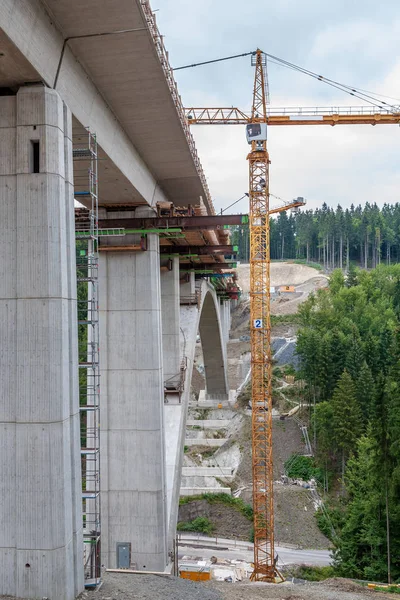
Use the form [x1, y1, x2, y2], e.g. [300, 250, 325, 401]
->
[231, 202, 400, 267]
[296, 266, 400, 583]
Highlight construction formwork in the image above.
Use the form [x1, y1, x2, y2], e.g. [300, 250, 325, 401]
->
[73, 129, 101, 587]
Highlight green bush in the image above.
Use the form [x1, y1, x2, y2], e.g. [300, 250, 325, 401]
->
[271, 314, 300, 326]
[177, 517, 214, 535]
[374, 586, 400, 594]
[289, 565, 336, 581]
[284, 454, 323, 484]
[249, 526, 254, 543]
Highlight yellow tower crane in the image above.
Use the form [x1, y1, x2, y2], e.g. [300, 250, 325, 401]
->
[185, 48, 400, 582]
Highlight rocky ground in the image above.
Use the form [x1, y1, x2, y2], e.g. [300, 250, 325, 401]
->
[68, 573, 392, 600]
[0, 575, 390, 600]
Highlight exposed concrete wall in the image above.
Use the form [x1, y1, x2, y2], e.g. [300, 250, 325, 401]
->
[0, 86, 83, 600]
[161, 257, 180, 383]
[180, 271, 195, 297]
[99, 233, 168, 572]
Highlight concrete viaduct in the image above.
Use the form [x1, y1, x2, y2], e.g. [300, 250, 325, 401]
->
[0, 1, 237, 598]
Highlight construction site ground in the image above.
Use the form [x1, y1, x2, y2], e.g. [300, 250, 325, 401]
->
[185, 262, 330, 549]
[71, 572, 391, 600]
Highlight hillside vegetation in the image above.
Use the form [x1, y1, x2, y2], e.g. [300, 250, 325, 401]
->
[296, 264, 400, 582]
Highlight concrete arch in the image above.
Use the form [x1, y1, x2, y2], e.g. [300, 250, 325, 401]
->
[165, 279, 229, 548]
[197, 281, 229, 399]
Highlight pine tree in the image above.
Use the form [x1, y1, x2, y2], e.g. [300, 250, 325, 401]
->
[334, 430, 388, 580]
[345, 329, 364, 382]
[346, 263, 358, 287]
[331, 370, 363, 480]
[356, 361, 375, 422]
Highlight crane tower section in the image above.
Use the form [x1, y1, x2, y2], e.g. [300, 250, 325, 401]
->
[247, 49, 279, 582]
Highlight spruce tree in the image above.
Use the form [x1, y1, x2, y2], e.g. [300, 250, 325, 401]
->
[356, 361, 375, 422]
[331, 370, 363, 479]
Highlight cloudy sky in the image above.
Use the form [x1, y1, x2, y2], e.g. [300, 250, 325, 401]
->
[156, 0, 400, 214]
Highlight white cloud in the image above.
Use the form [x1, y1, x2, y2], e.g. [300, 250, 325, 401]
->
[157, 0, 400, 212]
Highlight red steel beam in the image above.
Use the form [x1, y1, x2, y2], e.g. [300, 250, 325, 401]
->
[98, 215, 247, 230]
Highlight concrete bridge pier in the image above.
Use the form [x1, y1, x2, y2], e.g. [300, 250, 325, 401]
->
[180, 270, 196, 297]
[99, 226, 168, 572]
[0, 86, 83, 600]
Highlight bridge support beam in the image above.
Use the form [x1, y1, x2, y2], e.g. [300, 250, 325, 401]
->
[0, 86, 83, 600]
[99, 230, 168, 572]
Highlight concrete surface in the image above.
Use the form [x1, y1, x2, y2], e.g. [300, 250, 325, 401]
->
[184, 439, 228, 448]
[0, 87, 83, 600]
[0, 0, 210, 208]
[161, 257, 181, 383]
[99, 232, 168, 572]
[180, 487, 232, 496]
[182, 467, 234, 477]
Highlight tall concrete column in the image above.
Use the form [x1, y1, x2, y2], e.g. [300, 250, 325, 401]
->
[99, 232, 168, 571]
[161, 257, 180, 383]
[0, 86, 83, 599]
[180, 270, 195, 297]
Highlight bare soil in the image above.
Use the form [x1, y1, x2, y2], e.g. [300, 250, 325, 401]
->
[237, 263, 325, 293]
[178, 499, 253, 541]
[274, 486, 331, 549]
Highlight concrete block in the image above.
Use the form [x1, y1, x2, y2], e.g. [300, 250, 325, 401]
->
[17, 86, 64, 130]
[100, 235, 168, 572]
[184, 438, 227, 448]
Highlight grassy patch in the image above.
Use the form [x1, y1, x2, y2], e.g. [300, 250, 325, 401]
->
[292, 259, 323, 271]
[284, 565, 335, 581]
[271, 314, 300, 326]
[179, 492, 253, 521]
[177, 517, 214, 535]
[373, 586, 400, 594]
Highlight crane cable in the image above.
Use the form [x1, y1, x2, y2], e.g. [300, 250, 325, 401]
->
[173, 50, 400, 113]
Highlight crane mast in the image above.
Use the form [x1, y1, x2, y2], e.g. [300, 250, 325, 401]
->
[247, 49, 279, 582]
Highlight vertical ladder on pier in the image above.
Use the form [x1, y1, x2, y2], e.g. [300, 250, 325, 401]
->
[74, 129, 101, 588]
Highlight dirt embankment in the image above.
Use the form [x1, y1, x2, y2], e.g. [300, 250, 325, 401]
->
[237, 262, 326, 294]
[236, 262, 328, 316]
[179, 499, 253, 541]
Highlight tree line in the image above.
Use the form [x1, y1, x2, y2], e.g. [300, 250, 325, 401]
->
[230, 202, 400, 268]
[296, 265, 400, 582]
